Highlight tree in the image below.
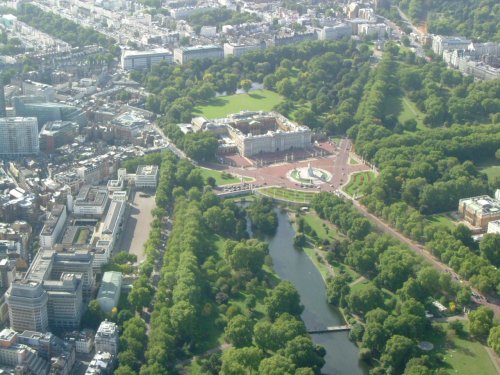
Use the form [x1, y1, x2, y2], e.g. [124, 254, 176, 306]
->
[220, 347, 262, 375]
[258, 355, 296, 375]
[265, 281, 304, 319]
[81, 300, 105, 329]
[240, 79, 252, 93]
[469, 307, 494, 338]
[480, 234, 500, 267]
[347, 283, 384, 314]
[114, 365, 137, 375]
[362, 322, 388, 354]
[225, 315, 254, 348]
[488, 326, 500, 356]
[283, 336, 325, 373]
[254, 313, 306, 352]
[380, 335, 415, 374]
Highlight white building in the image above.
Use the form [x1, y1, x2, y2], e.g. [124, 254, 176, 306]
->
[135, 165, 159, 188]
[95, 320, 119, 355]
[73, 186, 109, 217]
[22, 80, 55, 101]
[40, 205, 67, 248]
[0, 117, 39, 156]
[96, 271, 122, 314]
[200, 26, 217, 37]
[358, 23, 389, 38]
[319, 24, 352, 40]
[5, 281, 49, 333]
[432, 35, 471, 56]
[487, 220, 500, 234]
[121, 49, 173, 70]
[223, 42, 264, 57]
[64, 330, 94, 354]
[173, 45, 224, 64]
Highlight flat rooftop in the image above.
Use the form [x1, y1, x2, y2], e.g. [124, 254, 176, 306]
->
[136, 165, 158, 176]
[460, 195, 500, 215]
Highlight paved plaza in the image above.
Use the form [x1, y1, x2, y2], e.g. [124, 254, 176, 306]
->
[214, 139, 373, 194]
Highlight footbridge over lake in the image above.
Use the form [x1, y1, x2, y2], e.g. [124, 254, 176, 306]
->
[307, 325, 352, 334]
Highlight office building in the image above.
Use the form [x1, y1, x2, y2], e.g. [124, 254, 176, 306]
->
[5, 280, 49, 332]
[94, 320, 118, 355]
[111, 111, 150, 141]
[432, 35, 471, 56]
[40, 205, 67, 248]
[0, 117, 39, 156]
[319, 24, 352, 40]
[135, 165, 158, 188]
[6, 249, 94, 332]
[0, 329, 51, 374]
[39, 121, 79, 153]
[73, 186, 109, 217]
[223, 42, 265, 57]
[458, 195, 500, 230]
[22, 80, 55, 101]
[64, 330, 94, 354]
[0, 85, 6, 118]
[96, 271, 122, 314]
[13, 96, 87, 128]
[85, 351, 114, 375]
[173, 45, 223, 64]
[121, 49, 173, 70]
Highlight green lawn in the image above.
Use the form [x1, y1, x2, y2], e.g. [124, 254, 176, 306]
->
[349, 157, 359, 165]
[303, 244, 331, 281]
[480, 164, 500, 183]
[400, 96, 426, 130]
[382, 92, 426, 131]
[427, 323, 499, 375]
[195, 89, 284, 119]
[342, 171, 375, 197]
[197, 168, 252, 186]
[257, 187, 318, 203]
[426, 213, 456, 231]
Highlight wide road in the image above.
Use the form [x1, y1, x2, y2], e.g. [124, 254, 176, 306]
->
[346, 197, 500, 316]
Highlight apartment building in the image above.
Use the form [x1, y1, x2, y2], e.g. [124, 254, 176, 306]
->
[0, 117, 39, 156]
[73, 186, 109, 217]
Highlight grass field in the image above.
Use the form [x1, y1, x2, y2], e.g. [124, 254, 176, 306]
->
[195, 89, 284, 119]
[480, 164, 500, 183]
[258, 187, 318, 203]
[197, 168, 252, 186]
[426, 213, 456, 231]
[400, 96, 426, 130]
[349, 157, 359, 165]
[342, 171, 375, 197]
[425, 323, 499, 375]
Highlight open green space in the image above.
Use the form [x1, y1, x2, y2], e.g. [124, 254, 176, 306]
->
[298, 213, 359, 280]
[426, 213, 456, 231]
[349, 157, 359, 165]
[480, 164, 500, 183]
[425, 323, 499, 375]
[342, 171, 375, 197]
[400, 96, 426, 130]
[257, 187, 318, 203]
[302, 244, 331, 281]
[197, 168, 252, 186]
[76, 228, 90, 245]
[381, 91, 426, 131]
[195, 89, 284, 119]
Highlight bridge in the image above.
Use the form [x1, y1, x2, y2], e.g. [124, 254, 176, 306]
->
[307, 325, 352, 334]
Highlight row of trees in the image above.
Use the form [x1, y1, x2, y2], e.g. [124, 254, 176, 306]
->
[394, 0, 500, 42]
[312, 193, 473, 374]
[116, 153, 324, 374]
[16, 4, 113, 48]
